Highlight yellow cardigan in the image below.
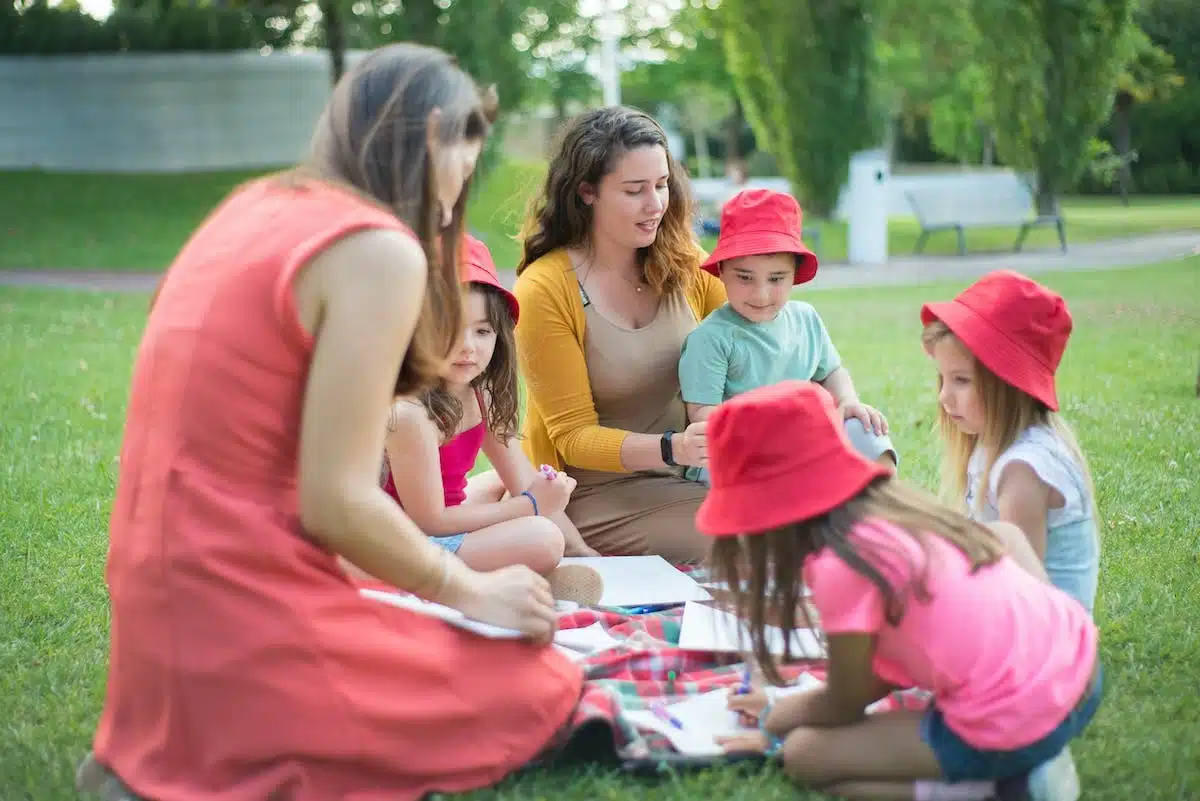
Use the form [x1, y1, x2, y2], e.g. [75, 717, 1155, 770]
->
[513, 248, 727, 474]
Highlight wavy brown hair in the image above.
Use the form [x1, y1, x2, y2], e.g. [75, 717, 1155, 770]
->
[298, 43, 497, 396]
[516, 106, 701, 295]
[418, 284, 520, 444]
[710, 476, 1007, 686]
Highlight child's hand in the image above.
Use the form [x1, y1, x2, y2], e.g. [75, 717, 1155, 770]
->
[840, 401, 889, 436]
[716, 730, 771, 755]
[526, 472, 575, 517]
[727, 686, 769, 728]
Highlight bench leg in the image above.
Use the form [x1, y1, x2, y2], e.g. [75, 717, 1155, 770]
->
[956, 226, 967, 257]
[1014, 223, 1032, 253]
[914, 230, 930, 255]
[1056, 218, 1067, 253]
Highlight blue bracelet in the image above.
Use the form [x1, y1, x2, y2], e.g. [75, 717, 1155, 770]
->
[759, 701, 785, 757]
[521, 490, 539, 516]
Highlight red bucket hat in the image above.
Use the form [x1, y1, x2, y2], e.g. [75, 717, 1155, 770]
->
[695, 381, 892, 537]
[700, 189, 818, 284]
[461, 234, 518, 324]
[920, 270, 1072, 411]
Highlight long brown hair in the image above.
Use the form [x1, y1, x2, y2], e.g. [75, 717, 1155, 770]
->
[418, 284, 520, 444]
[921, 321, 1100, 536]
[517, 106, 701, 295]
[710, 477, 1007, 685]
[300, 43, 498, 396]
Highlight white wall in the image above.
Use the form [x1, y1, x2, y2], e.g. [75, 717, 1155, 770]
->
[0, 51, 370, 172]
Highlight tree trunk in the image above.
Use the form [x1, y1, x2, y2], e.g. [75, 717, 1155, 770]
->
[981, 124, 995, 165]
[1035, 180, 1059, 217]
[321, 0, 346, 86]
[693, 127, 713, 178]
[724, 97, 743, 167]
[1113, 91, 1134, 206]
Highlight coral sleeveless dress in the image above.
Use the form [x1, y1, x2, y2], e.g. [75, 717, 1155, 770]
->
[92, 178, 582, 801]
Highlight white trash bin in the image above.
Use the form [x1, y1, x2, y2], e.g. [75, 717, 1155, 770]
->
[846, 149, 890, 266]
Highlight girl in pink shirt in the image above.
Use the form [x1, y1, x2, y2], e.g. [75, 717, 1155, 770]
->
[375, 236, 601, 601]
[696, 381, 1101, 801]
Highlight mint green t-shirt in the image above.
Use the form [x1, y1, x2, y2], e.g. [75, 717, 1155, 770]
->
[678, 301, 842, 406]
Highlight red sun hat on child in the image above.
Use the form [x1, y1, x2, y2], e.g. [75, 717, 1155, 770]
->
[700, 189, 819, 284]
[461, 234, 519, 324]
[920, 270, 1072, 411]
[695, 381, 893, 537]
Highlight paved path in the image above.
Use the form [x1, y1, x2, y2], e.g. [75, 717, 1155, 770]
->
[2, 232, 1197, 294]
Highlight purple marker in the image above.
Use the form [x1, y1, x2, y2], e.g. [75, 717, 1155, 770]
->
[539, 464, 558, 481]
[649, 702, 684, 730]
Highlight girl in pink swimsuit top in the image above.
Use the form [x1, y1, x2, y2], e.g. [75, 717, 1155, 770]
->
[380, 236, 591, 574]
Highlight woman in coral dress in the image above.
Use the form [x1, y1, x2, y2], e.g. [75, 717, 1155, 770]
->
[78, 43, 581, 801]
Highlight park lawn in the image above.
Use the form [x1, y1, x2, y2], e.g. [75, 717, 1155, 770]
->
[1, 261, 1198, 801]
[2, 163, 1200, 271]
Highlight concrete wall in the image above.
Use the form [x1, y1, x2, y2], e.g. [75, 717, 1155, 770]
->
[0, 51, 370, 172]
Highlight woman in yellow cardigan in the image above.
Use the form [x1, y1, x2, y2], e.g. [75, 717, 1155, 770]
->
[512, 106, 726, 562]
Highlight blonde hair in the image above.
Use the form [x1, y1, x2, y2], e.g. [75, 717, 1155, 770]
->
[921, 321, 1100, 537]
[710, 476, 1006, 685]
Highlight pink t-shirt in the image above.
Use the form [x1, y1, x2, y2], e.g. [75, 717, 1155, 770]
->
[803, 519, 1098, 750]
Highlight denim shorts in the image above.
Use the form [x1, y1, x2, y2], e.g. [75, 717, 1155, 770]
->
[430, 533, 466, 554]
[921, 663, 1104, 782]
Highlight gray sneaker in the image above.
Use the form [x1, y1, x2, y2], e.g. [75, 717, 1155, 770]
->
[1028, 747, 1081, 801]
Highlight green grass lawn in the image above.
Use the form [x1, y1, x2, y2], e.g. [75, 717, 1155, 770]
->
[2, 261, 1199, 800]
[2, 163, 1199, 272]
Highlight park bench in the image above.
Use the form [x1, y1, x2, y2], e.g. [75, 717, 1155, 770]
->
[905, 175, 1066, 256]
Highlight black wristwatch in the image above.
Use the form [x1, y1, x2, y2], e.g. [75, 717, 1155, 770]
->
[661, 429, 677, 467]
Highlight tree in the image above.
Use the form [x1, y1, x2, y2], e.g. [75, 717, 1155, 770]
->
[720, 0, 883, 217]
[1111, 25, 1182, 201]
[972, 0, 1138, 214]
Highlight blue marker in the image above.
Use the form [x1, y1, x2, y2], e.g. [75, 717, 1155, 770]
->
[736, 664, 752, 695]
[624, 602, 683, 615]
[649, 701, 684, 730]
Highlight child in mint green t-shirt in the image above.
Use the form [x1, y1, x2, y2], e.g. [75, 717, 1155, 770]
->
[680, 189, 897, 477]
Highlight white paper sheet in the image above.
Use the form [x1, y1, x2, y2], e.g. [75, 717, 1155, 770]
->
[557, 555, 713, 607]
[553, 621, 621, 654]
[623, 674, 826, 757]
[676, 602, 825, 658]
[362, 589, 623, 654]
[360, 588, 525, 639]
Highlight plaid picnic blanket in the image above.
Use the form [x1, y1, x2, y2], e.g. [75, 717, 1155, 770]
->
[550, 605, 931, 766]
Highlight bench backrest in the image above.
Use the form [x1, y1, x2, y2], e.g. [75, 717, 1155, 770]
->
[906, 174, 1039, 227]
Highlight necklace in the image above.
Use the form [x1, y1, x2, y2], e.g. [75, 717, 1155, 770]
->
[578, 253, 647, 293]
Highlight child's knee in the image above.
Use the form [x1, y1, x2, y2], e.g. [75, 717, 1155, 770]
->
[780, 727, 837, 787]
[526, 516, 565, 573]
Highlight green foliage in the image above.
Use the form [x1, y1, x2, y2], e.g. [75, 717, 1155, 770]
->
[971, 0, 1138, 211]
[0, 0, 297, 53]
[720, 0, 884, 217]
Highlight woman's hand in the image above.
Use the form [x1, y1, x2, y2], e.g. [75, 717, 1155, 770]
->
[673, 420, 709, 468]
[450, 564, 558, 643]
[525, 472, 576, 518]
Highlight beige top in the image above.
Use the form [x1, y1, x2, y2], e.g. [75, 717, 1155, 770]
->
[567, 281, 697, 490]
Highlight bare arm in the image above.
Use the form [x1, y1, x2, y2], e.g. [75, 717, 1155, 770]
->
[293, 229, 476, 604]
[818, 366, 860, 407]
[686, 402, 717, 423]
[995, 461, 1052, 560]
[483, 432, 594, 555]
[387, 402, 535, 535]
[765, 633, 885, 734]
